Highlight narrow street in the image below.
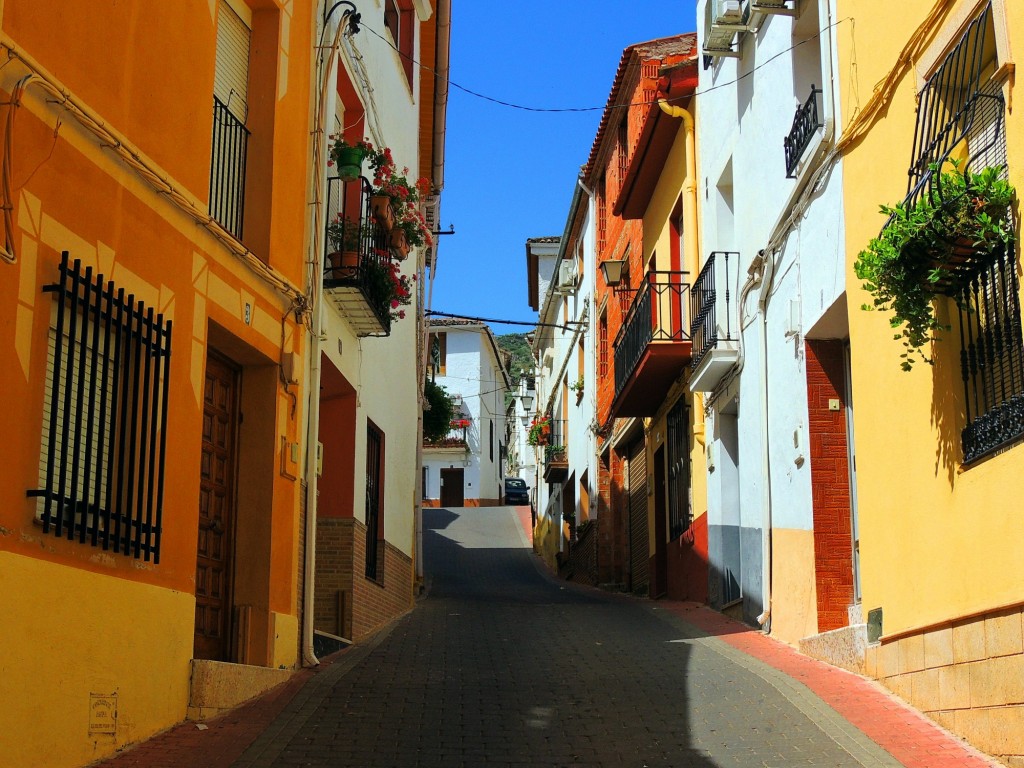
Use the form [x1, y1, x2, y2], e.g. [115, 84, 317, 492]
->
[99, 505, 997, 768]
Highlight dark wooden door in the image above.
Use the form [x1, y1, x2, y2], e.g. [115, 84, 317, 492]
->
[440, 468, 464, 507]
[194, 352, 239, 661]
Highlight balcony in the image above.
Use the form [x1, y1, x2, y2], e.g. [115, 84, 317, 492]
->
[209, 96, 249, 239]
[784, 86, 823, 178]
[541, 418, 568, 483]
[424, 422, 469, 450]
[323, 177, 393, 337]
[611, 271, 692, 418]
[689, 252, 739, 393]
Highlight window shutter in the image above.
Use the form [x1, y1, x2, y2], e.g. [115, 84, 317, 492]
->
[214, 0, 251, 123]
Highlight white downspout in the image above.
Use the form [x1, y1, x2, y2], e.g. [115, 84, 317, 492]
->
[301, 8, 354, 668]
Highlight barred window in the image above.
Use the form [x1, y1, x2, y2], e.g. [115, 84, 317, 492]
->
[29, 252, 172, 561]
[667, 397, 691, 540]
[905, 4, 1022, 463]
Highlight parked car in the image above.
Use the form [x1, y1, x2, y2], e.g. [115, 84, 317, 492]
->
[503, 477, 530, 506]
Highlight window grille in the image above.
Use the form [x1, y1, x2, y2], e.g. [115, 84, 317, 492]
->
[596, 176, 607, 256]
[28, 252, 172, 561]
[667, 397, 691, 540]
[365, 423, 384, 581]
[211, 0, 251, 239]
[901, 3, 1023, 462]
[598, 312, 609, 379]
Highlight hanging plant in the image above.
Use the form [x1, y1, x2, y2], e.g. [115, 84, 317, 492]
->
[854, 162, 1015, 371]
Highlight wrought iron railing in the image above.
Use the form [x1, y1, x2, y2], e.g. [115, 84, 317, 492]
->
[690, 252, 738, 370]
[29, 252, 172, 562]
[209, 96, 249, 239]
[543, 415, 568, 473]
[612, 271, 690, 398]
[784, 85, 823, 178]
[424, 423, 469, 448]
[323, 176, 394, 334]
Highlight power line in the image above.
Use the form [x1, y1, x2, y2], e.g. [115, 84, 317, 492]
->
[426, 309, 582, 331]
[363, 18, 851, 114]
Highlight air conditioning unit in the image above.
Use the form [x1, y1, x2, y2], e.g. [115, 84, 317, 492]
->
[714, 0, 744, 23]
[752, 0, 797, 15]
[704, 0, 748, 57]
[556, 259, 578, 293]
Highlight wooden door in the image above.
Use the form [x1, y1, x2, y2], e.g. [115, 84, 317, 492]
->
[439, 468, 464, 508]
[194, 352, 239, 661]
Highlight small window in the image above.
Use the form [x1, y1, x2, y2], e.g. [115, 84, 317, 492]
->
[384, 0, 415, 86]
[429, 332, 447, 376]
[365, 421, 384, 581]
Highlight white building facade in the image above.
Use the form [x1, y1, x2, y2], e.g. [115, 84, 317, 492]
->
[423, 320, 510, 507]
[693, 0, 859, 649]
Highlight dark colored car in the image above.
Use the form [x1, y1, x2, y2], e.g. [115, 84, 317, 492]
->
[503, 477, 530, 506]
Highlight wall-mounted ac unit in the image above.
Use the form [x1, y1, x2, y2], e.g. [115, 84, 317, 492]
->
[751, 0, 797, 15]
[704, 0, 749, 57]
[556, 259, 578, 293]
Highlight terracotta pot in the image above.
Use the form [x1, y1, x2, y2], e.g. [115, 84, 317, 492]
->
[328, 249, 360, 279]
[390, 228, 410, 260]
[370, 195, 395, 231]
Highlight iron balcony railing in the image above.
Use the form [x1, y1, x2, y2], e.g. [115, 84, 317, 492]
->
[323, 176, 395, 335]
[424, 423, 469, 448]
[542, 417, 568, 473]
[690, 252, 738, 370]
[612, 271, 690, 399]
[209, 96, 249, 239]
[784, 85, 823, 178]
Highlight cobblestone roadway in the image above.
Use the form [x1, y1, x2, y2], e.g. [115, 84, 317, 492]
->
[231, 506, 903, 768]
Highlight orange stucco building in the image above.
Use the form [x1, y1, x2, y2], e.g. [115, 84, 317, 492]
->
[0, 1, 313, 765]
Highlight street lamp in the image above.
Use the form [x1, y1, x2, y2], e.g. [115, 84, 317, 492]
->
[519, 392, 535, 410]
[600, 258, 626, 287]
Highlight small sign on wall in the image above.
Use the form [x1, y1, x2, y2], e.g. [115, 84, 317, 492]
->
[89, 693, 117, 735]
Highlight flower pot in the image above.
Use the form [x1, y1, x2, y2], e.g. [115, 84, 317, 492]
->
[390, 228, 410, 260]
[333, 145, 365, 182]
[328, 249, 360, 279]
[370, 195, 395, 231]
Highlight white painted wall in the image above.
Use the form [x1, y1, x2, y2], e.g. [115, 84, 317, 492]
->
[696, 0, 847, 617]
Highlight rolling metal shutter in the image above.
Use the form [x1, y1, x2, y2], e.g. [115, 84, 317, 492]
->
[214, 0, 250, 122]
[628, 438, 649, 594]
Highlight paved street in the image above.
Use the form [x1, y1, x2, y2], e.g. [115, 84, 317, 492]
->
[96, 505, 999, 768]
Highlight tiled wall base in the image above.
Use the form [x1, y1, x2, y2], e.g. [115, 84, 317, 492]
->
[863, 604, 1024, 764]
[799, 622, 868, 674]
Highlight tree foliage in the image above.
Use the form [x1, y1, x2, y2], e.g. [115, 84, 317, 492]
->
[423, 380, 456, 443]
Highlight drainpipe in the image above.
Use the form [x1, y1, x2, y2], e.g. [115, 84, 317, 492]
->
[755, 251, 776, 630]
[656, 100, 699, 276]
[301, 7, 354, 668]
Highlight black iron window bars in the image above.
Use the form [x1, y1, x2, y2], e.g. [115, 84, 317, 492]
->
[28, 252, 172, 562]
[667, 396, 692, 541]
[784, 85, 823, 178]
[690, 252, 738, 370]
[895, 3, 1023, 462]
[210, 95, 250, 240]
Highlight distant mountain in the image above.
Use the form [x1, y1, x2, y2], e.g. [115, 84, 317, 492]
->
[496, 332, 534, 388]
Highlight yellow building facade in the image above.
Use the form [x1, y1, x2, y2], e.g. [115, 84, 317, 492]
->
[841, 0, 1024, 759]
[0, 1, 314, 765]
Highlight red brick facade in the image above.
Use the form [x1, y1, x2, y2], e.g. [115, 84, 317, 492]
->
[315, 517, 413, 642]
[806, 339, 855, 632]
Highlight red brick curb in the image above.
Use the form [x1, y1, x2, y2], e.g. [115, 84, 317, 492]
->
[89, 651, 346, 768]
[661, 602, 1000, 768]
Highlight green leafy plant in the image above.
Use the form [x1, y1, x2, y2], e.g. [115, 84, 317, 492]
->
[569, 376, 584, 395]
[854, 162, 1015, 370]
[423, 380, 456, 443]
[544, 444, 566, 462]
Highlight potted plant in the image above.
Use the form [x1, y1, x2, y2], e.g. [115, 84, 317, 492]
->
[544, 444, 566, 463]
[362, 257, 415, 322]
[328, 136, 373, 182]
[854, 162, 1015, 370]
[325, 215, 364, 277]
[570, 375, 584, 403]
[367, 146, 434, 253]
[527, 415, 551, 446]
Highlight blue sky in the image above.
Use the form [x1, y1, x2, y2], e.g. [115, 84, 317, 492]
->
[431, 1, 700, 332]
